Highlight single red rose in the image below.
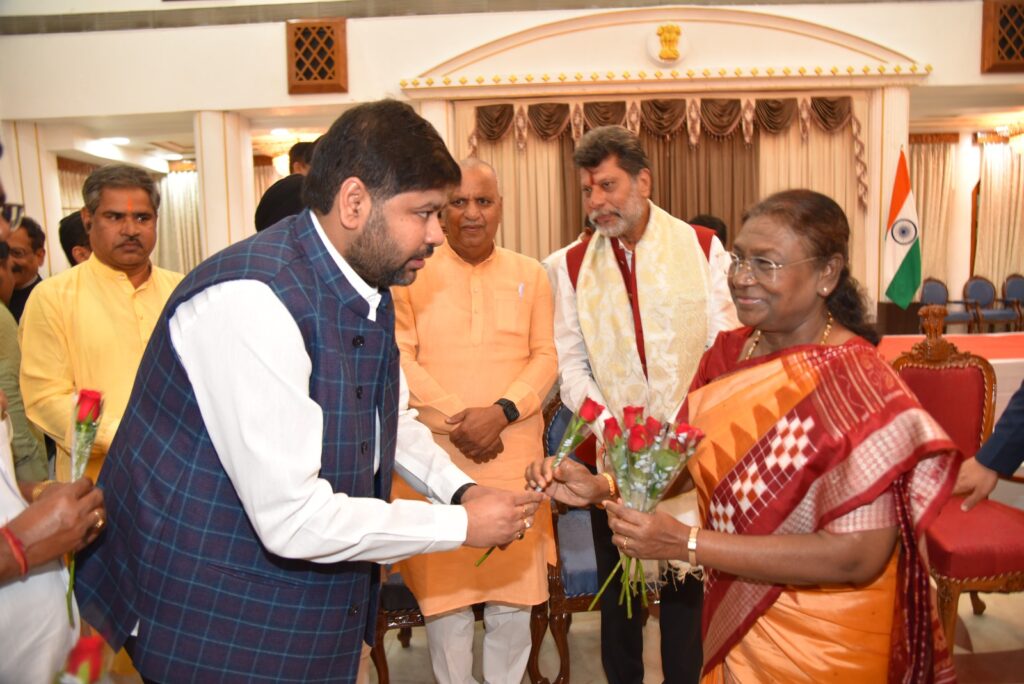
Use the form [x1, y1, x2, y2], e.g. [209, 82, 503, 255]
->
[666, 437, 684, 453]
[627, 424, 648, 452]
[76, 390, 103, 424]
[579, 397, 605, 423]
[644, 416, 663, 440]
[622, 405, 644, 428]
[603, 417, 622, 442]
[65, 634, 104, 683]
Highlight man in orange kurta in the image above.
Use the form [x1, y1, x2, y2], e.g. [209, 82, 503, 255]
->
[392, 159, 557, 684]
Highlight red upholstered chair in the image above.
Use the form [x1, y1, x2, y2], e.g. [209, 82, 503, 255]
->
[892, 305, 1024, 647]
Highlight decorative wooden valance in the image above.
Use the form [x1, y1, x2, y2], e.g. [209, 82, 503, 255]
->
[472, 96, 867, 205]
[909, 133, 961, 144]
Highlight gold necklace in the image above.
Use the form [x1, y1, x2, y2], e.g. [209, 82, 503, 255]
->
[744, 312, 833, 361]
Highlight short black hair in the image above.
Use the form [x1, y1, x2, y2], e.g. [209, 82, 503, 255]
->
[255, 174, 304, 232]
[302, 100, 461, 214]
[18, 216, 46, 251]
[58, 211, 89, 265]
[573, 126, 650, 177]
[289, 141, 316, 171]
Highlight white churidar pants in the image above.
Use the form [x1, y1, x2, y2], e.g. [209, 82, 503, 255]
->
[424, 603, 532, 684]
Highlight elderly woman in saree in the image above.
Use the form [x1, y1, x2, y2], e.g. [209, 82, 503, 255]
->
[530, 189, 959, 683]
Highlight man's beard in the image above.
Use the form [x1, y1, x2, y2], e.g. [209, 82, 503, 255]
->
[587, 184, 647, 239]
[346, 204, 433, 289]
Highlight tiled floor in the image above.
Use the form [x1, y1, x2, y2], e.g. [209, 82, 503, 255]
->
[372, 592, 1024, 684]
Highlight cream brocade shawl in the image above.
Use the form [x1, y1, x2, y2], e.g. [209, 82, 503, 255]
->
[576, 202, 710, 424]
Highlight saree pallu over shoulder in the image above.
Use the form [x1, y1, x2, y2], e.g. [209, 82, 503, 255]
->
[686, 342, 959, 683]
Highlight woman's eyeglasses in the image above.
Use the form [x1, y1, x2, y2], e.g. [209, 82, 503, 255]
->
[728, 253, 820, 283]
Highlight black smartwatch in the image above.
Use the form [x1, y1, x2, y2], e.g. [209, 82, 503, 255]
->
[494, 398, 520, 424]
[451, 483, 477, 505]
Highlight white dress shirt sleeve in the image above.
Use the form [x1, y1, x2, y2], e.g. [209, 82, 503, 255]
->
[169, 279, 469, 566]
[551, 252, 614, 435]
[705, 236, 740, 345]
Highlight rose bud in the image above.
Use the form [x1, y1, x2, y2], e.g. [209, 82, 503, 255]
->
[622, 405, 644, 428]
[603, 417, 623, 442]
[76, 389, 103, 424]
[644, 416, 662, 440]
[579, 397, 605, 423]
[627, 424, 648, 452]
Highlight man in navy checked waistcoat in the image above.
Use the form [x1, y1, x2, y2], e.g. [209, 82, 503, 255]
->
[76, 100, 543, 683]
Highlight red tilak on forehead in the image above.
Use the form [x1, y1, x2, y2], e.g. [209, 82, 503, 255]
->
[127, 198, 134, 214]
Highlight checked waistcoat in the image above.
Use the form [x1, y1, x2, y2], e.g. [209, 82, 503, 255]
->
[76, 211, 400, 683]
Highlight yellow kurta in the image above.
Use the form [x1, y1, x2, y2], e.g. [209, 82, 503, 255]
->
[18, 256, 183, 482]
[392, 240, 558, 616]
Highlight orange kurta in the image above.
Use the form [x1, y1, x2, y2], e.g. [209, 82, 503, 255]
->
[392, 241, 558, 616]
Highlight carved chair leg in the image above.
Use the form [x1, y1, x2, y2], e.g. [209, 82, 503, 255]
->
[371, 622, 390, 684]
[969, 590, 987, 616]
[934, 578, 961, 648]
[398, 626, 412, 648]
[527, 601, 550, 684]
[549, 610, 571, 684]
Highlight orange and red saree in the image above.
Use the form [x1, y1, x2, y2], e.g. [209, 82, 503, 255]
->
[685, 330, 958, 683]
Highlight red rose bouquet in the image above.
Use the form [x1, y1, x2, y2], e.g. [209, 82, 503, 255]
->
[589, 406, 704, 617]
[67, 390, 103, 626]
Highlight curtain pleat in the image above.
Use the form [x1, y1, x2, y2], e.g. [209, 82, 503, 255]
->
[527, 103, 571, 141]
[700, 99, 742, 139]
[640, 99, 688, 138]
[475, 104, 515, 141]
[909, 142, 958, 285]
[583, 101, 627, 130]
[156, 170, 202, 275]
[754, 99, 797, 134]
[810, 97, 852, 132]
[975, 145, 1024, 287]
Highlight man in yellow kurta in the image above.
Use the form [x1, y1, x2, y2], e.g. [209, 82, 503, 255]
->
[393, 159, 557, 684]
[19, 164, 183, 483]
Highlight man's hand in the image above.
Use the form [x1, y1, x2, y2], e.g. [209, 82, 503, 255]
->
[447, 406, 508, 463]
[953, 457, 1000, 511]
[462, 486, 543, 548]
[7, 478, 105, 570]
[525, 457, 611, 507]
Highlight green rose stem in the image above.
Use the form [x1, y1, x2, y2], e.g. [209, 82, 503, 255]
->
[67, 390, 103, 627]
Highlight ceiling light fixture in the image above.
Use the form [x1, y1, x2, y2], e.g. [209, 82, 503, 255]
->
[270, 128, 290, 137]
[98, 137, 130, 145]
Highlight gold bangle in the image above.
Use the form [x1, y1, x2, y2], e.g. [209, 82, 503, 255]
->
[594, 472, 617, 509]
[31, 479, 57, 503]
[687, 526, 700, 567]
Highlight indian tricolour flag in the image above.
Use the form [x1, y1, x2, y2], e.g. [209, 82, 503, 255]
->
[882, 150, 921, 309]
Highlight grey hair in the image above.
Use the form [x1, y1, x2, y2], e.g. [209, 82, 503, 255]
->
[82, 164, 161, 214]
[573, 125, 650, 177]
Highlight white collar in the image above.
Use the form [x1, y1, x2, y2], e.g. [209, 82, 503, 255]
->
[309, 211, 382, 320]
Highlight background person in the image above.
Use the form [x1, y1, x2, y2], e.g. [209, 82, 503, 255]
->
[7, 216, 46, 322]
[19, 165, 183, 483]
[392, 159, 557, 684]
[58, 211, 92, 267]
[0, 138, 107, 683]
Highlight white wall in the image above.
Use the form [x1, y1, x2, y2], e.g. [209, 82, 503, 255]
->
[0, 2, 1021, 122]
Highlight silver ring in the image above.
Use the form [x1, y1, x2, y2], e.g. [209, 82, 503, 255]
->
[622, 537, 629, 552]
[524, 518, 532, 530]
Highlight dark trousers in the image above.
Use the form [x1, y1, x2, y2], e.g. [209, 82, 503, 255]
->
[590, 506, 703, 684]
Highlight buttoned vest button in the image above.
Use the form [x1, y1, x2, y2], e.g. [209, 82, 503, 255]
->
[360, 441, 369, 454]
[352, 335, 365, 348]
[356, 386, 364, 399]
[348, 605, 360, 616]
